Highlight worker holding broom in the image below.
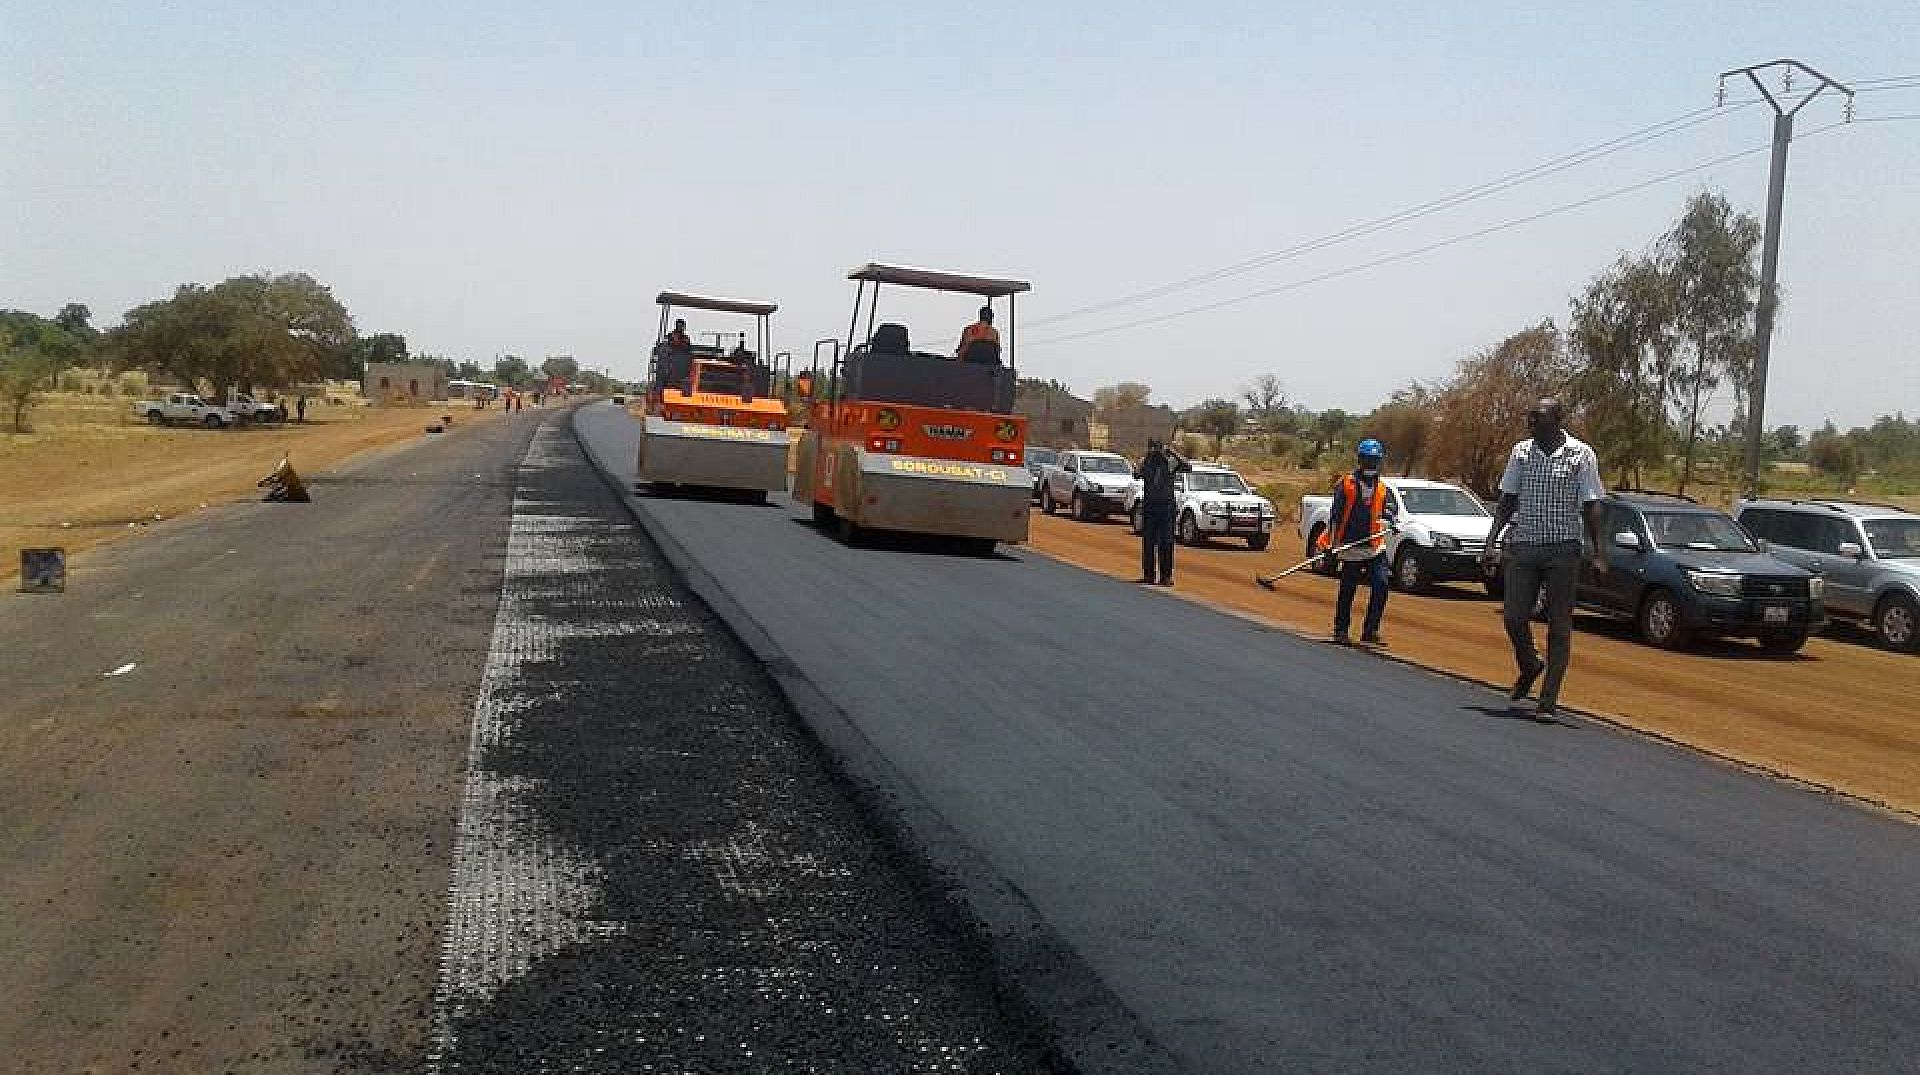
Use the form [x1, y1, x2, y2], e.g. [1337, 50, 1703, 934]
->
[1317, 438, 1397, 645]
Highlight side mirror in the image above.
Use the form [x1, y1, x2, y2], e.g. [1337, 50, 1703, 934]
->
[1613, 531, 1643, 551]
[1837, 541, 1864, 558]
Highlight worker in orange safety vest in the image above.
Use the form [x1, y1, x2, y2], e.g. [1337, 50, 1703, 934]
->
[1316, 438, 1398, 645]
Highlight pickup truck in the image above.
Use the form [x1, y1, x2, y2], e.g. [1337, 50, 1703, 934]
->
[133, 393, 236, 428]
[225, 390, 285, 424]
[1300, 476, 1497, 594]
[1123, 461, 1276, 549]
[1040, 449, 1136, 521]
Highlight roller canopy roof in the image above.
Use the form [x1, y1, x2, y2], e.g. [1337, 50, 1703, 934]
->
[846, 263, 1032, 298]
[654, 292, 779, 316]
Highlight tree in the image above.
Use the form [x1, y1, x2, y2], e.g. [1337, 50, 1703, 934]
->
[53, 303, 96, 339]
[1240, 374, 1289, 434]
[1664, 192, 1762, 494]
[1017, 376, 1073, 396]
[1186, 398, 1242, 456]
[541, 355, 580, 381]
[456, 360, 485, 380]
[493, 355, 532, 386]
[1428, 322, 1572, 496]
[1565, 253, 1673, 486]
[1807, 427, 1859, 488]
[1364, 405, 1436, 477]
[1770, 424, 1803, 459]
[0, 316, 83, 432]
[1092, 382, 1152, 424]
[109, 273, 355, 401]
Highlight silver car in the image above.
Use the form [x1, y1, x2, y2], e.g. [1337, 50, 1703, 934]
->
[1736, 499, 1920, 653]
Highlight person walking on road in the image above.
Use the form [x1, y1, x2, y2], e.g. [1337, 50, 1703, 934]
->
[1319, 438, 1397, 645]
[1134, 438, 1190, 586]
[1480, 398, 1608, 719]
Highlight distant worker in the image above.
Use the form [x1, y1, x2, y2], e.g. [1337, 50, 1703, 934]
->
[1134, 438, 1191, 587]
[1318, 438, 1398, 646]
[296, 394, 307, 423]
[1480, 398, 1607, 720]
[956, 306, 1001, 364]
[730, 337, 753, 364]
[666, 319, 692, 351]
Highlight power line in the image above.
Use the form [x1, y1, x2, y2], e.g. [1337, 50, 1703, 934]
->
[1027, 103, 1753, 328]
[1027, 120, 1857, 349]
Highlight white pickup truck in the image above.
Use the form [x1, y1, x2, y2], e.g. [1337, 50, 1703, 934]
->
[133, 392, 236, 428]
[1040, 449, 1137, 521]
[225, 390, 285, 424]
[1299, 476, 1499, 594]
[1123, 461, 1276, 550]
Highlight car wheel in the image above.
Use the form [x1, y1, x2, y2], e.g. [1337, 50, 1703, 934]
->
[1392, 546, 1426, 593]
[203, 413, 223, 428]
[1032, 482, 1043, 506]
[146, 410, 164, 425]
[1247, 533, 1271, 551]
[1128, 505, 1142, 535]
[1758, 626, 1810, 654]
[1308, 526, 1335, 576]
[1637, 588, 1692, 650]
[1483, 573, 1505, 600]
[811, 500, 834, 527]
[1041, 488, 1057, 515]
[1875, 593, 1920, 653]
[836, 513, 864, 545]
[1071, 492, 1087, 521]
[1177, 513, 1202, 546]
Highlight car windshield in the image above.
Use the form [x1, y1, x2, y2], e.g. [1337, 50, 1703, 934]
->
[1644, 510, 1755, 552]
[1028, 448, 1058, 465]
[1399, 487, 1487, 516]
[1079, 457, 1130, 474]
[1864, 518, 1920, 558]
[1188, 472, 1249, 494]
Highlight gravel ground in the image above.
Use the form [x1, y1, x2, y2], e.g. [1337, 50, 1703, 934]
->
[428, 420, 1061, 1074]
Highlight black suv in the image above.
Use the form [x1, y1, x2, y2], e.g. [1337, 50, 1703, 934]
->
[1574, 492, 1826, 653]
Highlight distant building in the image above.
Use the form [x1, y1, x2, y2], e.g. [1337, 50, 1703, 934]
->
[1013, 384, 1092, 448]
[364, 363, 449, 405]
[1106, 403, 1178, 452]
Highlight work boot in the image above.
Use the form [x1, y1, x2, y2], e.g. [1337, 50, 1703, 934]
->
[1360, 632, 1385, 646]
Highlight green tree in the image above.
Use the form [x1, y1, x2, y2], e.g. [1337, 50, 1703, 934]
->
[1566, 253, 1674, 486]
[1188, 398, 1243, 457]
[0, 315, 83, 432]
[1092, 382, 1152, 425]
[1429, 322, 1571, 496]
[1363, 404, 1436, 477]
[1664, 192, 1763, 494]
[109, 274, 355, 401]
[456, 360, 485, 380]
[541, 355, 580, 381]
[1807, 426, 1859, 489]
[493, 355, 532, 386]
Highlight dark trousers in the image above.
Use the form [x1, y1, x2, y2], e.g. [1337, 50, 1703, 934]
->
[1139, 502, 1174, 582]
[1502, 540, 1581, 708]
[1333, 553, 1390, 637]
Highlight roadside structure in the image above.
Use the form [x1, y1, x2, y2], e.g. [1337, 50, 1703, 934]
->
[363, 362, 449, 406]
[1107, 403, 1178, 453]
[1013, 384, 1092, 448]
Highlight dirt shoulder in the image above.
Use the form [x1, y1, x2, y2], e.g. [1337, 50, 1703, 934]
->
[2, 400, 511, 581]
[1026, 511, 1920, 817]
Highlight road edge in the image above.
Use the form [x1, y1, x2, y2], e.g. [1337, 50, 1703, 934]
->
[569, 408, 1182, 1075]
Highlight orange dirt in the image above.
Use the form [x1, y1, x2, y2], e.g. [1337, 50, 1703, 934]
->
[2, 400, 510, 582]
[1027, 511, 1920, 817]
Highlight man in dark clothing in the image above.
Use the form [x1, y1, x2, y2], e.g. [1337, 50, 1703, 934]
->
[295, 394, 307, 422]
[1134, 439, 1191, 586]
[1321, 438, 1398, 645]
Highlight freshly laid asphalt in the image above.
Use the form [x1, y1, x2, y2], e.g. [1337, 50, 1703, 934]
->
[578, 402, 1920, 1075]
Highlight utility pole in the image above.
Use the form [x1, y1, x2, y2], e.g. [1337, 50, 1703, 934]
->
[1719, 59, 1852, 496]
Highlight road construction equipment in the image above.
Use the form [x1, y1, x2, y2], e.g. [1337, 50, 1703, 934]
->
[637, 291, 791, 501]
[1255, 527, 1394, 589]
[790, 264, 1031, 554]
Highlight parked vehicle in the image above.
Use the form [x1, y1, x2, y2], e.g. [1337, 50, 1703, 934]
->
[133, 393, 235, 428]
[1040, 449, 1135, 521]
[1299, 477, 1498, 594]
[225, 389, 285, 424]
[1574, 492, 1824, 652]
[1735, 498, 1920, 653]
[1123, 461, 1276, 550]
[1025, 446, 1060, 504]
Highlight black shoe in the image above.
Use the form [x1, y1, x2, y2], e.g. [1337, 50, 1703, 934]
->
[1134, 576, 1154, 584]
[1360, 632, 1384, 646]
[1156, 578, 1173, 586]
[1533, 704, 1559, 722]
[1331, 631, 1351, 645]
[1511, 662, 1543, 701]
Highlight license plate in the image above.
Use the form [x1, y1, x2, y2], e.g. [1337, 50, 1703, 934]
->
[1763, 604, 1789, 624]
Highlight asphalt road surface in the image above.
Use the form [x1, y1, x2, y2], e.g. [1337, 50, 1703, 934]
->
[1, 407, 1055, 1073]
[579, 402, 1920, 1075]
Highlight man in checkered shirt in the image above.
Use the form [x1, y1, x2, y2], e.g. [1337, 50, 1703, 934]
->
[1479, 398, 1607, 718]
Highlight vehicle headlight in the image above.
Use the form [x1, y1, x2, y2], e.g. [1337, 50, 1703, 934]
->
[1203, 502, 1230, 515]
[1259, 502, 1275, 517]
[1433, 533, 1459, 550]
[1684, 570, 1743, 598]
[1808, 576, 1825, 600]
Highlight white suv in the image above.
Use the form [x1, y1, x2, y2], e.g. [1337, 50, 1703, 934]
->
[1041, 450, 1136, 521]
[1125, 462, 1276, 550]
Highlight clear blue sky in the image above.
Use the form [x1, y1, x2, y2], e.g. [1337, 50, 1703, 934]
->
[4, 1, 1915, 431]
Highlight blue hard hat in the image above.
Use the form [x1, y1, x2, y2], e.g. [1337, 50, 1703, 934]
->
[1357, 437, 1385, 458]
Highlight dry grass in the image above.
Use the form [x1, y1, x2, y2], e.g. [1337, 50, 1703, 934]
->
[3, 392, 508, 581]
